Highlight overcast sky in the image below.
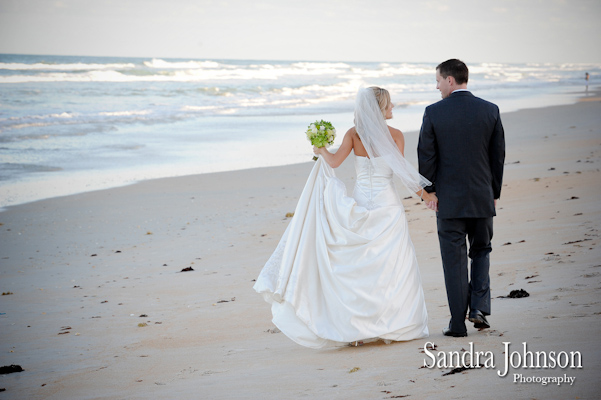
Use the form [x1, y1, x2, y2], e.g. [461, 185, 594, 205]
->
[1, 0, 600, 63]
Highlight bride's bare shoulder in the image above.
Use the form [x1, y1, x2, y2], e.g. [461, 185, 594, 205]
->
[345, 127, 359, 142]
[388, 125, 403, 135]
[388, 126, 405, 139]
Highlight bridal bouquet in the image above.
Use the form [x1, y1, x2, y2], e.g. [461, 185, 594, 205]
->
[306, 120, 336, 161]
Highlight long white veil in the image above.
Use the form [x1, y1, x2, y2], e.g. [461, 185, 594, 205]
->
[354, 87, 431, 195]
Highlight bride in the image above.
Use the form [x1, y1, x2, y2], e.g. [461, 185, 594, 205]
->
[253, 87, 437, 348]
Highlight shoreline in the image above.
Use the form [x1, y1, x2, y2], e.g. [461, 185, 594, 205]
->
[0, 95, 600, 399]
[1, 87, 595, 212]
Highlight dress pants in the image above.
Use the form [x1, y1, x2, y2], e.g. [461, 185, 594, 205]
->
[437, 217, 493, 333]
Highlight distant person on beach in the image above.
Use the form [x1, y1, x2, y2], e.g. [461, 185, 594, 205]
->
[254, 87, 436, 348]
[418, 59, 505, 337]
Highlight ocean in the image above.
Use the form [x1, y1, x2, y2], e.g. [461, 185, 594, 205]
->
[0, 54, 598, 208]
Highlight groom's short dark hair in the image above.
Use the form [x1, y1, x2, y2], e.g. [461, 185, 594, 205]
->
[437, 59, 469, 85]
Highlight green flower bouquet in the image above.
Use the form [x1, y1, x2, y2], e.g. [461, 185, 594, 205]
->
[306, 120, 336, 161]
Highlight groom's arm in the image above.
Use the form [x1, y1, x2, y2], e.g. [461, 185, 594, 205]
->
[489, 107, 505, 200]
[418, 110, 437, 193]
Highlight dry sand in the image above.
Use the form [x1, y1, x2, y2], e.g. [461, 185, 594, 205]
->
[1, 95, 601, 399]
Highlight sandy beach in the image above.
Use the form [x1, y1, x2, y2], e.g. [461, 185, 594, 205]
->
[1, 93, 601, 399]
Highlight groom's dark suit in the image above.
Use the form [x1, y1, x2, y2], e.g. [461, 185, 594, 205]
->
[418, 90, 505, 334]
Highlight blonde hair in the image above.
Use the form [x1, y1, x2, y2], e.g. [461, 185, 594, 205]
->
[369, 86, 391, 117]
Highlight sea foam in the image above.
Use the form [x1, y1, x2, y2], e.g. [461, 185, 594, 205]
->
[0, 53, 596, 208]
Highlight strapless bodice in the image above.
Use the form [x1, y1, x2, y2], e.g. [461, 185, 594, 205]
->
[353, 156, 400, 209]
[355, 156, 394, 186]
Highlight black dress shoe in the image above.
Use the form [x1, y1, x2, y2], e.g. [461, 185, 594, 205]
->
[442, 327, 467, 337]
[469, 310, 490, 329]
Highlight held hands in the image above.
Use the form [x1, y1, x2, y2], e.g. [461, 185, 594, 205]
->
[422, 195, 494, 212]
[423, 191, 438, 212]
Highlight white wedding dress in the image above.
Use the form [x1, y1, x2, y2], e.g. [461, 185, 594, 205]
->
[253, 155, 429, 348]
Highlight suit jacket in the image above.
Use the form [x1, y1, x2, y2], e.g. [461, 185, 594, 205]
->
[418, 91, 505, 219]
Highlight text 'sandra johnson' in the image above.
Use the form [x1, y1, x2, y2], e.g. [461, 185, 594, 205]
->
[423, 341, 581, 383]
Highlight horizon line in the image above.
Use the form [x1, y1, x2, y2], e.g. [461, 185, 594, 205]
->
[1, 53, 600, 67]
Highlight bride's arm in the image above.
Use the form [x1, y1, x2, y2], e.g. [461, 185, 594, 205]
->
[390, 126, 437, 209]
[313, 128, 354, 168]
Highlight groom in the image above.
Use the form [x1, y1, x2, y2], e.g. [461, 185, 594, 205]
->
[418, 59, 505, 337]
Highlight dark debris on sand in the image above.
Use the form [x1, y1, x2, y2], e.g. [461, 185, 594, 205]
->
[442, 364, 482, 376]
[498, 289, 530, 298]
[563, 239, 591, 245]
[420, 343, 437, 353]
[180, 267, 194, 272]
[0, 365, 24, 374]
